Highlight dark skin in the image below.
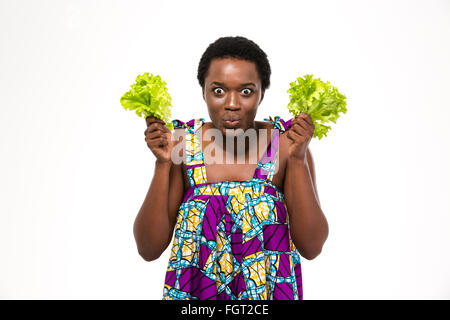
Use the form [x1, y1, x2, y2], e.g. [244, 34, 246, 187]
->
[133, 57, 328, 262]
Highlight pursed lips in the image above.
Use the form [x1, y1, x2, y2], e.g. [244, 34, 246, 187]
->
[223, 115, 241, 122]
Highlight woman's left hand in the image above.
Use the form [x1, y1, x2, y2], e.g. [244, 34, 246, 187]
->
[286, 112, 315, 161]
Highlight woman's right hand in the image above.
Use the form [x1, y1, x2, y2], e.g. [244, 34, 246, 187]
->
[145, 116, 173, 163]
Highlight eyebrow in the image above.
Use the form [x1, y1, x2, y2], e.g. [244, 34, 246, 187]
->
[210, 81, 256, 87]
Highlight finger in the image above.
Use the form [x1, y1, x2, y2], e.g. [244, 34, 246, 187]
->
[286, 130, 295, 142]
[293, 113, 310, 127]
[292, 113, 311, 128]
[145, 122, 168, 135]
[287, 128, 305, 144]
[146, 116, 165, 127]
[146, 122, 166, 133]
[147, 120, 166, 130]
[161, 124, 171, 134]
[297, 118, 314, 136]
[299, 112, 313, 126]
[291, 122, 313, 141]
[291, 122, 307, 137]
[290, 118, 300, 130]
[292, 116, 312, 133]
[145, 116, 156, 126]
[301, 117, 315, 136]
[148, 122, 171, 136]
[147, 136, 168, 147]
[144, 125, 156, 136]
[147, 130, 165, 140]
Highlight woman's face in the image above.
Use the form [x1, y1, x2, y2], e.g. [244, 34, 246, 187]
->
[202, 57, 264, 136]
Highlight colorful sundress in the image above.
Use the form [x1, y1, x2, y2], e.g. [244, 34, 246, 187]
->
[162, 116, 302, 300]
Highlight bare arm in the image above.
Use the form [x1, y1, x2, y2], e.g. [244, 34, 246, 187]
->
[133, 118, 185, 261]
[283, 114, 328, 260]
[284, 148, 328, 260]
[306, 148, 320, 207]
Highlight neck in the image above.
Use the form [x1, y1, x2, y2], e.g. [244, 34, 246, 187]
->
[221, 120, 259, 159]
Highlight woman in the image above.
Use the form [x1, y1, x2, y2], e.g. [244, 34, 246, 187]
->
[133, 36, 328, 300]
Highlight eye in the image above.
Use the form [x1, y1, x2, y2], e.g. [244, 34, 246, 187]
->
[213, 87, 224, 95]
[241, 88, 253, 95]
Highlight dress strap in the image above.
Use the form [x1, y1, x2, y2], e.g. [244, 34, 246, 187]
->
[264, 115, 293, 133]
[252, 116, 292, 183]
[171, 119, 187, 129]
[171, 118, 208, 188]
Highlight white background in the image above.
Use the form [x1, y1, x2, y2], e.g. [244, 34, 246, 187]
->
[1, 0, 449, 299]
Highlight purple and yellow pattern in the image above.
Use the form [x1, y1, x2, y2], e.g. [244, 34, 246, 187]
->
[163, 116, 302, 300]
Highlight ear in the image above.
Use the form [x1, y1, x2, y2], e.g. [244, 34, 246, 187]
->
[202, 87, 206, 101]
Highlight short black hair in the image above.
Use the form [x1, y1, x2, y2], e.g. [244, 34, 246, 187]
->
[197, 36, 271, 92]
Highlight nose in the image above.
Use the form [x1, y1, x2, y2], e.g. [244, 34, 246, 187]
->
[225, 91, 241, 111]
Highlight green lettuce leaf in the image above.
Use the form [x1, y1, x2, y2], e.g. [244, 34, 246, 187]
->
[287, 74, 347, 139]
[120, 72, 174, 130]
